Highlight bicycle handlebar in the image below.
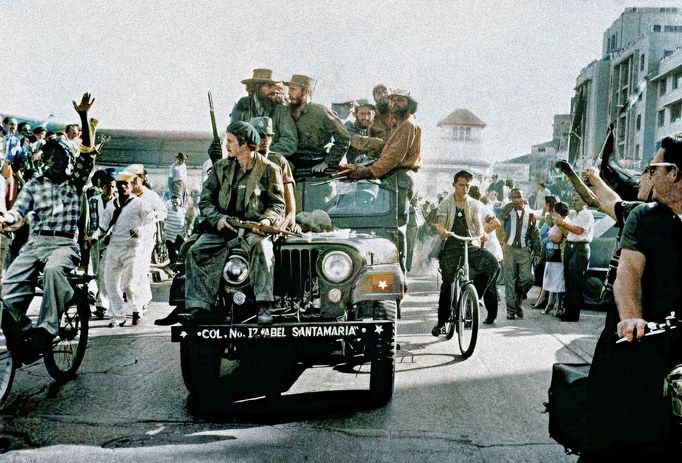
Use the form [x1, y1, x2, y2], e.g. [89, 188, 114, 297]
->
[448, 233, 479, 242]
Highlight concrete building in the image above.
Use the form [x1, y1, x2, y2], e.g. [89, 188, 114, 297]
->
[651, 48, 682, 144]
[570, 7, 682, 169]
[419, 108, 489, 197]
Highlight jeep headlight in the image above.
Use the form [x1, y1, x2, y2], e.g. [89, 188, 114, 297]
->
[321, 251, 353, 283]
[223, 254, 249, 285]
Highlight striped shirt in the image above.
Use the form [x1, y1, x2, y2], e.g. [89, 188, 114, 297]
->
[8, 150, 95, 236]
[164, 201, 186, 241]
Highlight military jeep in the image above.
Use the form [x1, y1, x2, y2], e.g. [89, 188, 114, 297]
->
[170, 176, 404, 413]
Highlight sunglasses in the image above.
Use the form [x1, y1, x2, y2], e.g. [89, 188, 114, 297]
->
[642, 162, 677, 176]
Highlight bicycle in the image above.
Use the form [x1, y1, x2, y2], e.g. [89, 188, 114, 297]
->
[0, 272, 92, 406]
[441, 233, 480, 358]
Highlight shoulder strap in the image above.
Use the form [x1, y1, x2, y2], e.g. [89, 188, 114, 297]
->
[101, 197, 134, 241]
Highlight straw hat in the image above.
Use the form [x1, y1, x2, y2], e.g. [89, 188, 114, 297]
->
[240, 68, 279, 84]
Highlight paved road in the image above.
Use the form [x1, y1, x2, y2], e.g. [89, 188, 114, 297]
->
[0, 275, 604, 462]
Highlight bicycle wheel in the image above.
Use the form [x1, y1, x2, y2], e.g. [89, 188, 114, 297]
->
[44, 296, 89, 382]
[444, 272, 464, 340]
[0, 350, 15, 406]
[457, 283, 479, 358]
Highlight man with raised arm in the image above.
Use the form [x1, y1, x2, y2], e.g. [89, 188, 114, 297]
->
[230, 68, 298, 158]
[336, 89, 421, 271]
[0, 94, 97, 358]
[581, 138, 682, 459]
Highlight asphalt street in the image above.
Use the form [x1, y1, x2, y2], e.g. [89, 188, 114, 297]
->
[0, 272, 604, 462]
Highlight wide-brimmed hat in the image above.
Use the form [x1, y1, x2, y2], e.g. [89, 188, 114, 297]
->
[241, 68, 279, 84]
[285, 74, 315, 89]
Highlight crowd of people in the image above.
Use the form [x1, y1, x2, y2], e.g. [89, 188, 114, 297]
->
[1, 70, 681, 456]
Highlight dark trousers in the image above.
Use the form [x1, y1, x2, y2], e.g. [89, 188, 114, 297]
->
[563, 242, 590, 319]
[166, 236, 184, 265]
[437, 243, 499, 325]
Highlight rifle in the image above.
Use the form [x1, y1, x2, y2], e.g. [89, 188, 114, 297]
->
[208, 91, 219, 140]
[226, 216, 302, 238]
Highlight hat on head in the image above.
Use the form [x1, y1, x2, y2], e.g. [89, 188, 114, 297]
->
[355, 99, 376, 111]
[249, 117, 274, 136]
[176, 152, 188, 160]
[124, 163, 146, 178]
[226, 121, 261, 146]
[241, 68, 278, 84]
[285, 74, 315, 89]
[18, 122, 33, 137]
[390, 89, 410, 97]
[115, 171, 136, 182]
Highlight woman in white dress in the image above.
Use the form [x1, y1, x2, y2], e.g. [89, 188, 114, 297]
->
[542, 202, 569, 315]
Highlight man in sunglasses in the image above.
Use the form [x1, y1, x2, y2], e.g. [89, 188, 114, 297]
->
[579, 137, 682, 458]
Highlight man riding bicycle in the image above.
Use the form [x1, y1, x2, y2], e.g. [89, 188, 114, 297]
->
[0, 94, 96, 360]
[432, 170, 500, 336]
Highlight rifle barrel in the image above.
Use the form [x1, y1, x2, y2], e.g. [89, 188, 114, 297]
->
[208, 91, 219, 139]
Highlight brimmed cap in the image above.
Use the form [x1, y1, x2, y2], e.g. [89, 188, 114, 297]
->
[115, 171, 136, 182]
[285, 74, 315, 89]
[124, 163, 146, 178]
[241, 68, 279, 84]
[249, 117, 274, 136]
[390, 89, 410, 97]
[226, 121, 261, 146]
[355, 99, 376, 111]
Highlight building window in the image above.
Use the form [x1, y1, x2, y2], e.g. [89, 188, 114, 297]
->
[664, 25, 682, 32]
[654, 25, 661, 32]
[674, 72, 681, 90]
[635, 144, 640, 159]
[538, 148, 545, 153]
[660, 79, 667, 96]
[672, 101, 682, 123]
[658, 109, 666, 127]
[640, 53, 645, 70]
[636, 114, 641, 131]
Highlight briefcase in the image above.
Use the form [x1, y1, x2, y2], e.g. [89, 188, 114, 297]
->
[545, 362, 592, 455]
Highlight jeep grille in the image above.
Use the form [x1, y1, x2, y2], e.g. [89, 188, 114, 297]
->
[275, 249, 320, 297]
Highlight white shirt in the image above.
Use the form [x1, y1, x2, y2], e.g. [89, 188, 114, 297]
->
[99, 196, 156, 243]
[566, 208, 594, 243]
[481, 204, 503, 261]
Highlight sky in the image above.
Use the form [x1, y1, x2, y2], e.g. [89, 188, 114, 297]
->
[2, 0, 681, 162]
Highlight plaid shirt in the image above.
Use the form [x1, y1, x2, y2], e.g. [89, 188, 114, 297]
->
[9, 150, 95, 235]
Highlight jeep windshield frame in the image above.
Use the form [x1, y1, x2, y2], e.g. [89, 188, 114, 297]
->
[298, 177, 399, 231]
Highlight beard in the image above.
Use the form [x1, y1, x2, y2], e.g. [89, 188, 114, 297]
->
[377, 100, 389, 114]
[392, 106, 410, 119]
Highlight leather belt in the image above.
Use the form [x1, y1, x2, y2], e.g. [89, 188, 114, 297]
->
[36, 230, 76, 239]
